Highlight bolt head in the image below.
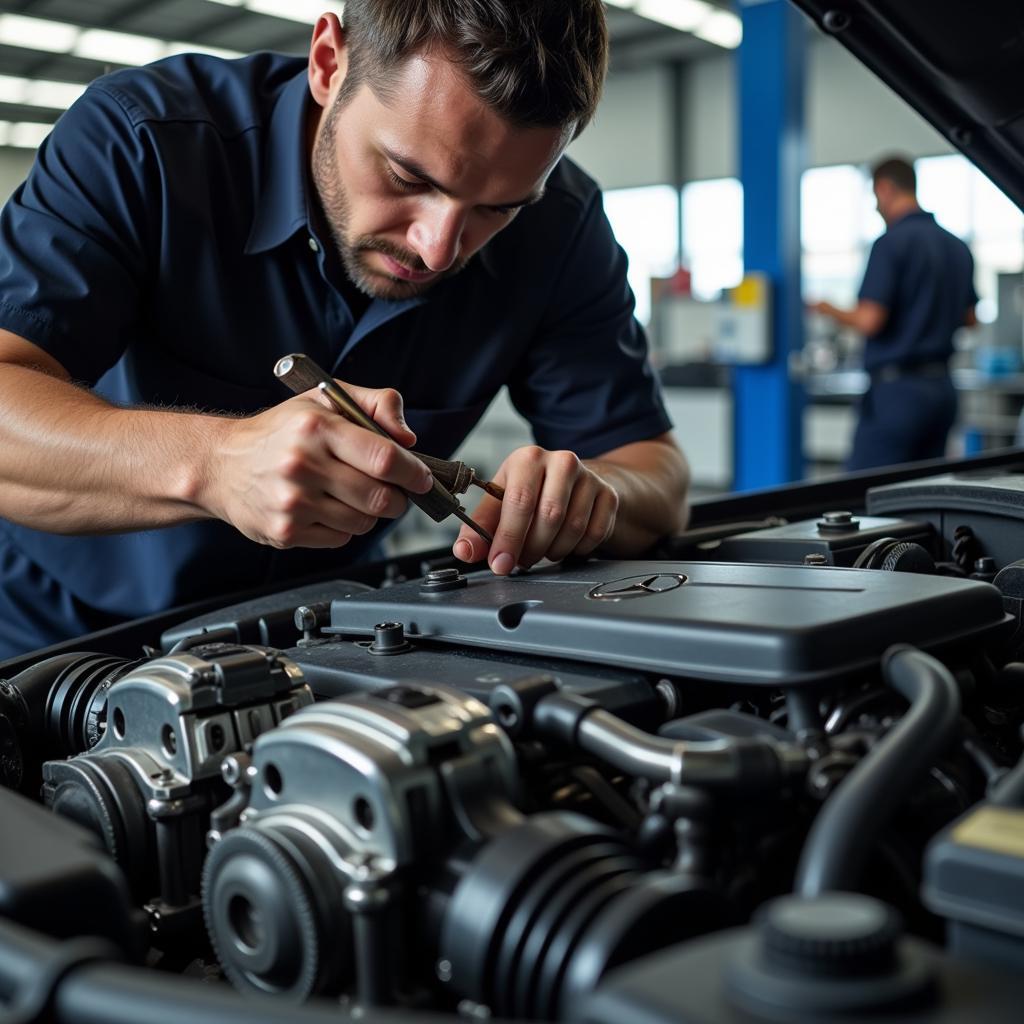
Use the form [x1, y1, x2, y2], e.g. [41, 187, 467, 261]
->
[426, 568, 461, 582]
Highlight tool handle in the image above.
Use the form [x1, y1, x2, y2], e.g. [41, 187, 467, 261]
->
[274, 354, 384, 437]
[275, 354, 505, 499]
[273, 353, 461, 524]
[415, 452, 473, 494]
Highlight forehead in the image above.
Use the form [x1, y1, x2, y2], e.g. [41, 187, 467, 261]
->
[351, 51, 567, 195]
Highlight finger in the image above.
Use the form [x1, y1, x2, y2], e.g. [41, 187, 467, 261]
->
[517, 451, 583, 568]
[272, 439, 409, 522]
[453, 492, 502, 563]
[338, 381, 417, 448]
[487, 448, 547, 575]
[267, 472, 380, 539]
[545, 475, 599, 563]
[324, 419, 434, 494]
[307, 492, 380, 537]
[317, 460, 409, 520]
[283, 525, 353, 549]
[569, 486, 619, 558]
[262, 507, 354, 549]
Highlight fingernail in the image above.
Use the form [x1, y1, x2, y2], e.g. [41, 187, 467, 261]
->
[491, 552, 514, 575]
[454, 539, 472, 561]
[421, 471, 434, 491]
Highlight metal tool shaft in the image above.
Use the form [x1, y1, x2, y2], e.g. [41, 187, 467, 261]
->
[273, 354, 494, 542]
[274, 354, 502, 499]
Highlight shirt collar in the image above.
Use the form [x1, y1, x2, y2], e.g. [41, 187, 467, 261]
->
[245, 69, 311, 255]
[888, 208, 933, 230]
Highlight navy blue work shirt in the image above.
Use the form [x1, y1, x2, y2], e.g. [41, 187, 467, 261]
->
[0, 52, 671, 656]
[858, 209, 977, 373]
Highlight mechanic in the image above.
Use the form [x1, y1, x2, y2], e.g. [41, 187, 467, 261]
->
[809, 155, 977, 470]
[0, 1, 689, 658]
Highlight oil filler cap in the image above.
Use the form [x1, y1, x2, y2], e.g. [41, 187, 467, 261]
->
[726, 894, 936, 1017]
[761, 893, 899, 977]
[816, 510, 860, 533]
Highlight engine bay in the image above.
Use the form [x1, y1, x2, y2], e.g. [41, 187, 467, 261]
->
[2, 458, 1024, 1023]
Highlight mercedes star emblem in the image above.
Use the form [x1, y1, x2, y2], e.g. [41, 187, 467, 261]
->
[586, 573, 688, 601]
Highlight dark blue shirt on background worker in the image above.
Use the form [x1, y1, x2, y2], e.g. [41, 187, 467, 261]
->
[0, 49, 671, 658]
[858, 210, 977, 376]
[810, 156, 977, 471]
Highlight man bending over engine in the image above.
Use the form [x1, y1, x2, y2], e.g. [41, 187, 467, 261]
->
[0, 1, 688, 656]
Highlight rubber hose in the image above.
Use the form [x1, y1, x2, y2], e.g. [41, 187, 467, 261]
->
[0, 919, 435, 1024]
[989, 754, 1024, 806]
[795, 644, 961, 896]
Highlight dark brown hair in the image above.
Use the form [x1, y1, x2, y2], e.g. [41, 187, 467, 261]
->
[336, 0, 608, 139]
[872, 155, 917, 194]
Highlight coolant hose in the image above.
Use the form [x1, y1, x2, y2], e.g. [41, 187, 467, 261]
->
[0, 918, 438, 1024]
[795, 644, 961, 896]
[536, 695, 808, 793]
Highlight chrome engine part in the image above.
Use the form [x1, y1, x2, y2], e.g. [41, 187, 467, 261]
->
[3, 465, 1024, 1023]
[38, 644, 312, 937]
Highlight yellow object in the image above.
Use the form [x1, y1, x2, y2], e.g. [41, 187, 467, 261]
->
[951, 806, 1024, 859]
[731, 272, 769, 309]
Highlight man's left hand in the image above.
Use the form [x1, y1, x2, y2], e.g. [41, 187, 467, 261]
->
[451, 445, 618, 574]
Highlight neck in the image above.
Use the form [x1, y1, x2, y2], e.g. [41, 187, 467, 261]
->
[885, 193, 920, 224]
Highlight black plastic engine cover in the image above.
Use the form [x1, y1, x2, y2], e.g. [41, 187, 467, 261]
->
[709, 516, 933, 567]
[867, 472, 1024, 570]
[284, 639, 658, 722]
[325, 561, 1009, 687]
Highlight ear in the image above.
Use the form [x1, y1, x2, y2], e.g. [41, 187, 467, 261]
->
[308, 12, 348, 109]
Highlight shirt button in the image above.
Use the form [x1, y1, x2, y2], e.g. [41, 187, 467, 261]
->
[308, 236, 320, 253]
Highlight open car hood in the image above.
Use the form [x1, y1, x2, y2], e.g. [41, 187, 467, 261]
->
[791, 0, 1024, 211]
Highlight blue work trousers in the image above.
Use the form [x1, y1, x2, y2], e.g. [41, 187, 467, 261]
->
[846, 374, 957, 471]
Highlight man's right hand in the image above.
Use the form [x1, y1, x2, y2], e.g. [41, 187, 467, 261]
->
[203, 382, 434, 549]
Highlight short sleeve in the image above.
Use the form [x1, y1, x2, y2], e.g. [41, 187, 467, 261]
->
[858, 234, 896, 309]
[507, 192, 672, 459]
[0, 84, 152, 384]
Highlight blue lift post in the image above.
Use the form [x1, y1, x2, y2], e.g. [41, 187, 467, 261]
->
[733, 0, 807, 490]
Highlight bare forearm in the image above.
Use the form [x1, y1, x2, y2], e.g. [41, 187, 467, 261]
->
[0, 364, 225, 533]
[816, 302, 858, 328]
[585, 436, 690, 555]
[812, 300, 887, 336]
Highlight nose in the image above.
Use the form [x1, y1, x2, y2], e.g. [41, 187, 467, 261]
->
[407, 201, 466, 273]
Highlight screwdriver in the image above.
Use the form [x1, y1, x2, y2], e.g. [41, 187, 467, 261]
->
[273, 353, 499, 544]
[414, 451, 505, 501]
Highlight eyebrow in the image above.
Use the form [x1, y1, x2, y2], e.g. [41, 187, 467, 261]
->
[381, 145, 546, 210]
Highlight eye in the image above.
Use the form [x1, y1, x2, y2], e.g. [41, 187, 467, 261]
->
[385, 166, 421, 192]
[486, 205, 518, 218]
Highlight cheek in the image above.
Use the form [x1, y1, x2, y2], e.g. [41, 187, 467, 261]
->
[349, 193, 416, 240]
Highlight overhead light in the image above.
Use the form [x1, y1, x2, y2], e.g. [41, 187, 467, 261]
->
[0, 75, 88, 110]
[74, 29, 167, 66]
[604, 0, 742, 49]
[635, 0, 713, 32]
[0, 120, 53, 149]
[694, 10, 743, 49]
[0, 14, 79, 53]
[243, 0, 345, 24]
[162, 41, 244, 61]
[25, 79, 89, 109]
[206, 0, 346, 17]
[9, 121, 51, 148]
[0, 12, 245, 64]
